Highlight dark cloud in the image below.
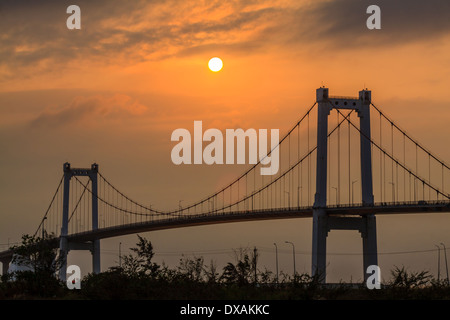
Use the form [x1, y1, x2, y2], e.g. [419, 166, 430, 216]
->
[288, 0, 450, 47]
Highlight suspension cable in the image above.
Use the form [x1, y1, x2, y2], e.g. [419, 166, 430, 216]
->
[336, 109, 449, 200]
[33, 174, 64, 237]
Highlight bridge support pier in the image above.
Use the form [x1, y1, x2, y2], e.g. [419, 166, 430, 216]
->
[312, 87, 377, 283]
[362, 214, 378, 274]
[58, 162, 101, 282]
[312, 209, 327, 281]
[311, 213, 378, 283]
[92, 239, 100, 274]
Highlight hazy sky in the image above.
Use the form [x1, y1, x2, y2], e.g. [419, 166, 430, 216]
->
[1, 0, 450, 282]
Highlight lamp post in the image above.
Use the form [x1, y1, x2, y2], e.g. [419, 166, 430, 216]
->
[285, 191, 290, 208]
[285, 241, 296, 276]
[441, 243, 449, 285]
[273, 243, 278, 285]
[352, 180, 358, 205]
[42, 217, 47, 238]
[119, 242, 122, 268]
[389, 182, 395, 203]
[332, 187, 338, 206]
[297, 186, 302, 207]
[436, 245, 441, 282]
[179, 200, 183, 217]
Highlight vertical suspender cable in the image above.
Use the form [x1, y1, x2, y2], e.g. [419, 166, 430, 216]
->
[308, 111, 310, 205]
[391, 122, 394, 202]
[348, 112, 351, 205]
[328, 116, 331, 205]
[338, 111, 341, 204]
[298, 121, 300, 207]
[429, 153, 431, 200]
[380, 111, 382, 202]
[404, 134, 406, 202]
[415, 144, 418, 201]
[288, 134, 292, 205]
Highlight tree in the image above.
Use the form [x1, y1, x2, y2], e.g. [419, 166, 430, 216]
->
[177, 255, 204, 282]
[203, 260, 220, 284]
[120, 235, 160, 277]
[221, 247, 259, 286]
[389, 266, 432, 289]
[10, 232, 62, 276]
[6, 232, 64, 297]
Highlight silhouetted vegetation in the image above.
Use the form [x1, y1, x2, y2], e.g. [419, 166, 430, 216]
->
[1, 234, 450, 299]
[0, 232, 65, 299]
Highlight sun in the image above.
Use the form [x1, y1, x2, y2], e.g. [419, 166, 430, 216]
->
[208, 57, 223, 72]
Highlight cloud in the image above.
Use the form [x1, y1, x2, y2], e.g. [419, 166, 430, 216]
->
[30, 94, 147, 128]
[284, 0, 450, 47]
[1, 0, 449, 83]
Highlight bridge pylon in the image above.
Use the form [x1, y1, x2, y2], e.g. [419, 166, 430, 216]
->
[59, 162, 100, 281]
[312, 87, 377, 283]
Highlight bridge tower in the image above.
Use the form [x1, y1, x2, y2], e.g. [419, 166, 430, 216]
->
[58, 162, 100, 281]
[312, 87, 377, 283]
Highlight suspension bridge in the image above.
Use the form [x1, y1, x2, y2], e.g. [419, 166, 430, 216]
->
[1, 87, 449, 283]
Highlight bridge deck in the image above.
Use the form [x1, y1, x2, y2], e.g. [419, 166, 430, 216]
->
[1, 201, 449, 261]
[68, 201, 450, 241]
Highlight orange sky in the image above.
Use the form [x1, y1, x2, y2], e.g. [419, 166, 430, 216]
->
[1, 0, 450, 282]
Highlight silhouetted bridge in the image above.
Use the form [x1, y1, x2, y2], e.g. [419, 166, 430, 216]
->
[1, 87, 449, 284]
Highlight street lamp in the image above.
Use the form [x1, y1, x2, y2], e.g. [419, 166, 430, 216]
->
[119, 242, 122, 268]
[179, 200, 183, 217]
[389, 182, 395, 203]
[273, 243, 278, 285]
[351, 180, 358, 205]
[332, 187, 338, 206]
[436, 245, 441, 282]
[441, 243, 449, 285]
[297, 186, 302, 207]
[285, 241, 296, 276]
[285, 191, 290, 207]
[42, 217, 47, 238]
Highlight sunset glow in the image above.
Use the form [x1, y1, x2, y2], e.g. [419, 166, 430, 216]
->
[1, 0, 450, 292]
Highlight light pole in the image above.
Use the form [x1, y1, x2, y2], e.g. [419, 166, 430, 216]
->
[352, 180, 358, 205]
[285, 191, 290, 207]
[389, 182, 395, 203]
[297, 186, 302, 207]
[436, 245, 441, 282]
[119, 242, 122, 268]
[179, 200, 183, 217]
[273, 243, 278, 285]
[42, 217, 47, 238]
[441, 243, 449, 285]
[253, 246, 258, 284]
[285, 241, 296, 276]
[332, 187, 338, 206]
